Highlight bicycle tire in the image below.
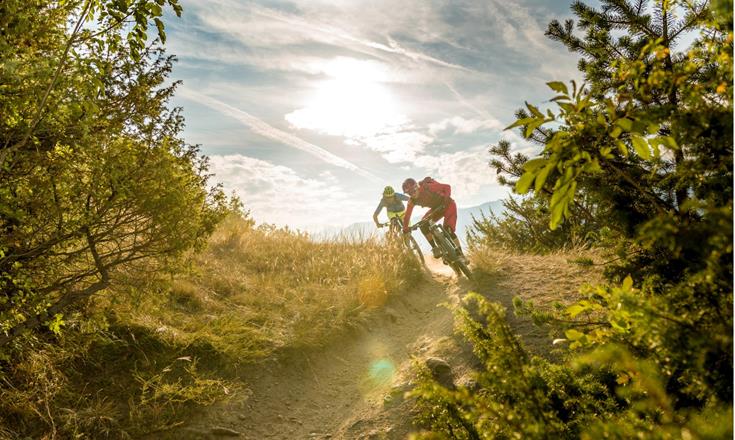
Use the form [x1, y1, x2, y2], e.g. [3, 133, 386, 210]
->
[432, 225, 457, 260]
[432, 225, 459, 268]
[453, 259, 473, 279]
[433, 225, 473, 279]
[405, 234, 425, 266]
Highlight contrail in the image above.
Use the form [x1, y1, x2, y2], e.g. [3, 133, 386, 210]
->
[252, 6, 471, 72]
[443, 81, 494, 120]
[180, 89, 381, 182]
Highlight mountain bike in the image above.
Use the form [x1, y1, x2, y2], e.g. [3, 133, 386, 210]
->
[409, 217, 472, 279]
[379, 216, 425, 266]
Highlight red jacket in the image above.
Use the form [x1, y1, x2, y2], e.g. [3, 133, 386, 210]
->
[402, 179, 452, 232]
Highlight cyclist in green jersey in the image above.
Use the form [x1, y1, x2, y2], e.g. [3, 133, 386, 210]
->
[373, 186, 410, 228]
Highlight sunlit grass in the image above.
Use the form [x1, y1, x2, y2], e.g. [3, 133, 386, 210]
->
[0, 214, 423, 438]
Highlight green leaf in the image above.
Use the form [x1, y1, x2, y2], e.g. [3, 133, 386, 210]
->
[523, 158, 547, 172]
[566, 303, 587, 318]
[622, 275, 633, 290]
[660, 135, 678, 149]
[550, 200, 564, 230]
[155, 18, 166, 43]
[524, 118, 545, 137]
[525, 101, 544, 118]
[615, 118, 633, 131]
[546, 81, 569, 95]
[550, 95, 570, 102]
[515, 172, 536, 194]
[535, 163, 554, 192]
[631, 134, 651, 160]
[610, 126, 622, 139]
[505, 117, 535, 131]
[565, 329, 585, 340]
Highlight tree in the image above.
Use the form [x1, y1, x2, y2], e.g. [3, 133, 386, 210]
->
[416, 1, 732, 437]
[0, 1, 227, 346]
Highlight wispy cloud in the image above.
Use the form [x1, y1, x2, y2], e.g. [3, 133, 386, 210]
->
[250, 5, 472, 72]
[179, 88, 381, 182]
[170, 0, 585, 225]
[415, 146, 501, 205]
[443, 81, 496, 120]
[208, 155, 366, 229]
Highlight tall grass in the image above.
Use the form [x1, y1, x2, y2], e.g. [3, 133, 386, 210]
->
[0, 215, 423, 438]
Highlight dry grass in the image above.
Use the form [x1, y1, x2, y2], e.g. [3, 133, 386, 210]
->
[0, 215, 423, 438]
[471, 245, 604, 307]
[468, 245, 605, 358]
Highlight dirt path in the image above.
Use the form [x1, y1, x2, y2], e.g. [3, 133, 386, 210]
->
[166, 252, 595, 439]
[170, 259, 475, 439]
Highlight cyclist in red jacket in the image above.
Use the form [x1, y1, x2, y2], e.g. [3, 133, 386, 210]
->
[401, 177, 466, 260]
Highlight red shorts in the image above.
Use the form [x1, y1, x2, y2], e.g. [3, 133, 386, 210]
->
[422, 199, 457, 232]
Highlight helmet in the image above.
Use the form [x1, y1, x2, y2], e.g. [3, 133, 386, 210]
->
[402, 178, 417, 194]
[383, 186, 395, 197]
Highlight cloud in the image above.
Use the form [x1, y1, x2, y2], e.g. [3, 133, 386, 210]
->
[428, 116, 503, 135]
[179, 88, 381, 182]
[181, 1, 469, 73]
[249, 5, 471, 71]
[501, 130, 541, 157]
[359, 131, 434, 163]
[209, 155, 366, 229]
[415, 147, 498, 204]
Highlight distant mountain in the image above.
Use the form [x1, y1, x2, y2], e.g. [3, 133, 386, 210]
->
[313, 199, 506, 245]
[456, 200, 505, 240]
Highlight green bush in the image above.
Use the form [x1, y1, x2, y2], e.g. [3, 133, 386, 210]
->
[415, 1, 732, 438]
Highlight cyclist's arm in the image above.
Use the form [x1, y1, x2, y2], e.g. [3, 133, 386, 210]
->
[396, 193, 410, 202]
[373, 200, 384, 226]
[402, 199, 415, 233]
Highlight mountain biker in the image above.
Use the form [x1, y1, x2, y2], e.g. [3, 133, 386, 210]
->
[373, 186, 410, 229]
[401, 177, 466, 261]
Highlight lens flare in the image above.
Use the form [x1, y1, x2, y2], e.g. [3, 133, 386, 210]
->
[368, 358, 396, 387]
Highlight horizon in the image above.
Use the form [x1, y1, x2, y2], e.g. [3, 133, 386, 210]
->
[166, 0, 587, 231]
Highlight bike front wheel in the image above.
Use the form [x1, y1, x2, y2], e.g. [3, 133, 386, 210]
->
[451, 259, 473, 279]
[404, 234, 425, 266]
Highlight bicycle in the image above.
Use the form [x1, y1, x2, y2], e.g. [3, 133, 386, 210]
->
[409, 217, 472, 279]
[379, 216, 425, 266]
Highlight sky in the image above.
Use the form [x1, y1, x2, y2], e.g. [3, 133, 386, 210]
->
[164, 0, 586, 231]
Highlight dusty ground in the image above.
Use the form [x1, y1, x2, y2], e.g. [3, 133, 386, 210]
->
[163, 251, 599, 439]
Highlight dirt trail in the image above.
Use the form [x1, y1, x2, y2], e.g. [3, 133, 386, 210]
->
[163, 251, 594, 439]
[172, 259, 475, 439]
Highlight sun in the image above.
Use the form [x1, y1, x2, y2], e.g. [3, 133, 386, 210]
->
[285, 57, 407, 138]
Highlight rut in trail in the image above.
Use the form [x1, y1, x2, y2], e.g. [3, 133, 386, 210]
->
[168, 261, 476, 440]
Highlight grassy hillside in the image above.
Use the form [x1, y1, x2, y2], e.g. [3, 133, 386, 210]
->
[0, 215, 423, 439]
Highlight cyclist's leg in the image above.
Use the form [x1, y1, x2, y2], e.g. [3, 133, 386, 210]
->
[421, 209, 444, 257]
[387, 210, 402, 230]
[442, 201, 465, 256]
[386, 210, 403, 238]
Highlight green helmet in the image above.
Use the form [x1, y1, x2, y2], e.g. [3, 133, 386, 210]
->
[383, 186, 395, 197]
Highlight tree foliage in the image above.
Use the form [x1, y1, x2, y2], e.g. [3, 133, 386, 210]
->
[419, 0, 732, 437]
[0, 1, 227, 347]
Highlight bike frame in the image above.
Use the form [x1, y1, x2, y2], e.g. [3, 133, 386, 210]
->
[409, 217, 471, 278]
